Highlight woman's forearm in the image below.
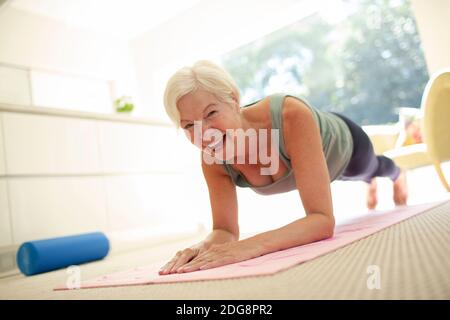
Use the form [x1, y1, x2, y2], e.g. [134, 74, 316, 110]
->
[241, 213, 335, 256]
[172, 215, 334, 273]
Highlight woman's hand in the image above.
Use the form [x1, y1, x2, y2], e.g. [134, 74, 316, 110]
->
[159, 229, 239, 275]
[158, 242, 209, 275]
[176, 239, 262, 273]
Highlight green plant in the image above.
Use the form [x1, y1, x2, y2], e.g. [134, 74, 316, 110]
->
[114, 96, 134, 113]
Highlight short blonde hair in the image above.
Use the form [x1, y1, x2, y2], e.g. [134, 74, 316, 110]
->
[163, 60, 240, 128]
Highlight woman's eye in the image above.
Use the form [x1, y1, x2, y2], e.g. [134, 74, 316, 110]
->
[184, 124, 193, 129]
[207, 111, 217, 117]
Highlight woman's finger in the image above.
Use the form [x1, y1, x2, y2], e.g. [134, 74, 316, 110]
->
[191, 246, 214, 261]
[169, 250, 197, 273]
[183, 249, 206, 265]
[159, 250, 184, 275]
[159, 258, 178, 275]
[179, 254, 214, 272]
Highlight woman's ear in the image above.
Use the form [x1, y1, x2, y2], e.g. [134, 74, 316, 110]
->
[231, 93, 239, 110]
[231, 93, 238, 104]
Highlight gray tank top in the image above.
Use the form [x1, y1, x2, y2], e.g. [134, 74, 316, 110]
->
[221, 93, 353, 195]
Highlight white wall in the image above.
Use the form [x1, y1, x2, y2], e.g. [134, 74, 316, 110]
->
[0, 6, 139, 111]
[411, 0, 450, 75]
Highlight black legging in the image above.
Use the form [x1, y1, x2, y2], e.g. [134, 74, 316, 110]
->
[331, 112, 401, 184]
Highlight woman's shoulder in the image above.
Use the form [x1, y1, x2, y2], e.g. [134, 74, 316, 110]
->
[241, 93, 313, 128]
[263, 93, 314, 118]
[281, 95, 314, 116]
[242, 92, 303, 112]
[241, 96, 272, 125]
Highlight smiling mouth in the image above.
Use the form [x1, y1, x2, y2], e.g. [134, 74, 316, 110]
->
[206, 133, 226, 152]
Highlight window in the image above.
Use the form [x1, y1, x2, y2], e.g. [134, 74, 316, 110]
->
[221, 0, 428, 125]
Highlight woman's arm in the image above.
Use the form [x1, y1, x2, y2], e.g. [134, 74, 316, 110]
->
[159, 156, 239, 275]
[285, 96, 334, 220]
[232, 96, 335, 254]
[176, 97, 335, 272]
[201, 156, 240, 239]
[251, 95, 335, 252]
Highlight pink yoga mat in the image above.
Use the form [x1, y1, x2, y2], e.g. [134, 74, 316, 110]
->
[54, 200, 448, 290]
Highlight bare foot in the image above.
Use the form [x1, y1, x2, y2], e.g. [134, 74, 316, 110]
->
[393, 169, 408, 206]
[367, 178, 378, 210]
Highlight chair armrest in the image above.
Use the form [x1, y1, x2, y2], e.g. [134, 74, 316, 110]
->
[384, 143, 430, 169]
[362, 124, 400, 154]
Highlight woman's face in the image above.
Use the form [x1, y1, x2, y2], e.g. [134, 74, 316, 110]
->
[177, 88, 241, 161]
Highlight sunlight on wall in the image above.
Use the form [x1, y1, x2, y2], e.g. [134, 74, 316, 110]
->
[31, 70, 113, 113]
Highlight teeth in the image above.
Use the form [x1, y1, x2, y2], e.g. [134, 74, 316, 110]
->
[207, 134, 224, 149]
[207, 139, 221, 149]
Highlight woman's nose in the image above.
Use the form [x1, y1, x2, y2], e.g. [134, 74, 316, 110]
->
[202, 129, 224, 148]
[189, 122, 212, 147]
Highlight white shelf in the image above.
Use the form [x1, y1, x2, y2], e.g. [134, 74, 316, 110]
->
[0, 103, 172, 127]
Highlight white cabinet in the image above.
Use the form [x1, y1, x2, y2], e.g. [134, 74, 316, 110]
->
[2, 112, 101, 175]
[0, 179, 12, 246]
[0, 65, 31, 106]
[8, 177, 108, 243]
[0, 114, 5, 175]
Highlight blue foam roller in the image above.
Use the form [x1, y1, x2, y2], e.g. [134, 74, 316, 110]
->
[17, 232, 110, 276]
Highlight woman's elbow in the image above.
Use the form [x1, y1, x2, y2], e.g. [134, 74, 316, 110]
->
[319, 214, 335, 239]
[322, 225, 335, 239]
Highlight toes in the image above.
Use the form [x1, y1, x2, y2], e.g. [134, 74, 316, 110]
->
[367, 202, 377, 210]
[367, 194, 378, 209]
[367, 179, 378, 209]
[393, 171, 408, 206]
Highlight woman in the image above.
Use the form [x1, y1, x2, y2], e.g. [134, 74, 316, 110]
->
[159, 60, 408, 275]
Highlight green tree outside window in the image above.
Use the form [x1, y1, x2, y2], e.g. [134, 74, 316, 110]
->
[222, 0, 428, 125]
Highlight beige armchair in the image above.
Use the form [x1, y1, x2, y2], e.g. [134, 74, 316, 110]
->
[421, 68, 450, 191]
[365, 68, 450, 192]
